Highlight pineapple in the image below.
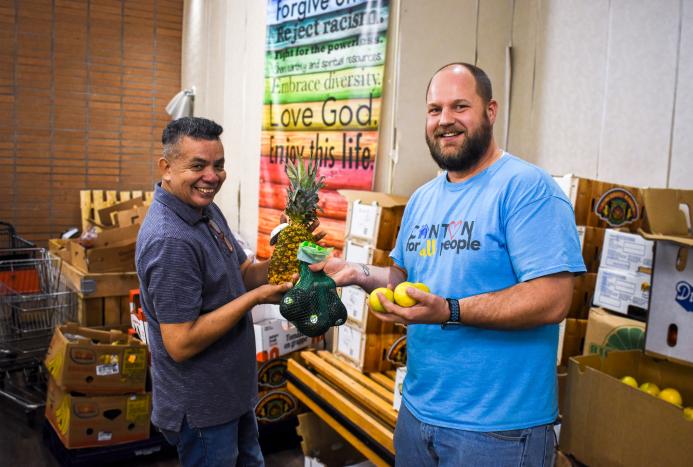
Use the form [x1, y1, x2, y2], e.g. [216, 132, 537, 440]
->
[268, 154, 325, 284]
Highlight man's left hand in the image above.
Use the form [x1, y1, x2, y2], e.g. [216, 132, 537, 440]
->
[369, 286, 450, 324]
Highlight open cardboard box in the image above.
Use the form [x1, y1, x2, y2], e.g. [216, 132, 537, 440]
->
[68, 223, 140, 273]
[639, 189, 693, 366]
[45, 376, 150, 449]
[561, 350, 693, 467]
[44, 324, 148, 394]
[338, 190, 408, 251]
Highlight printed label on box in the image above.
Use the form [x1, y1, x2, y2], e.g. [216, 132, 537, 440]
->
[336, 325, 362, 362]
[122, 348, 147, 376]
[349, 202, 378, 240]
[96, 362, 119, 376]
[344, 241, 371, 263]
[126, 396, 150, 422]
[97, 432, 113, 442]
[340, 286, 367, 323]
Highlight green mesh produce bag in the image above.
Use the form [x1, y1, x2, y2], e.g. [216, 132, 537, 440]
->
[279, 242, 347, 337]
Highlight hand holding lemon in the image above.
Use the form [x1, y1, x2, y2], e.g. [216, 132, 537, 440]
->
[368, 282, 431, 312]
[368, 287, 394, 312]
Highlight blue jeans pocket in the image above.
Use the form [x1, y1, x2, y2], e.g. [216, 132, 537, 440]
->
[483, 428, 529, 442]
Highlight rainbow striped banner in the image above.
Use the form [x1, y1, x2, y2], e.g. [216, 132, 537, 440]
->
[265, 33, 386, 77]
[258, 0, 389, 259]
[262, 97, 381, 131]
[266, 1, 388, 51]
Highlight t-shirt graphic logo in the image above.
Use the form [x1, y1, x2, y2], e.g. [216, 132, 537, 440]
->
[406, 219, 481, 258]
[675, 281, 693, 312]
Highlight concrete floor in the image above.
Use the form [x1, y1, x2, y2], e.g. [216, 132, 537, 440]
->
[0, 400, 304, 466]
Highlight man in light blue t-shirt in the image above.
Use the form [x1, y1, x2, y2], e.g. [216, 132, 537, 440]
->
[313, 63, 585, 466]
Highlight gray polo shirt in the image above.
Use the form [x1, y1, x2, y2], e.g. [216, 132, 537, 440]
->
[136, 184, 256, 431]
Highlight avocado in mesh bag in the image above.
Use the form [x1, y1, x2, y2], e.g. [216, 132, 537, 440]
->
[279, 242, 347, 337]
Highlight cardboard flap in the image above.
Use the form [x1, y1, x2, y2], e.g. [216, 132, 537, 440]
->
[641, 189, 693, 242]
[338, 189, 408, 208]
[92, 223, 140, 247]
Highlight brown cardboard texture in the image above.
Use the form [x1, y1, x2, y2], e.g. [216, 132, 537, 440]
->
[561, 351, 693, 467]
[96, 196, 146, 227]
[577, 226, 606, 273]
[45, 376, 150, 449]
[639, 188, 693, 366]
[68, 223, 139, 273]
[560, 318, 587, 366]
[639, 188, 693, 246]
[555, 175, 644, 231]
[583, 307, 645, 356]
[339, 190, 408, 250]
[45, 324, 148, 394]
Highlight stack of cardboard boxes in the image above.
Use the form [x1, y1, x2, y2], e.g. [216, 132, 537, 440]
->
[558, 185, 693, 467]
[334, 190, 408, 373]
[49, 190, 151, 328]
[43, 324, 150, 449]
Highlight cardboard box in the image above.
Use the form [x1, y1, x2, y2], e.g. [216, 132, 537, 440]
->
[593, 229, 653, 318]
[255, 389, 299, 424]
[339, 190, 408, 250]
[45, 376, 151, 449]
[554, 174, 644, 231]
[567, 272, 596, 319]
[343, 239, 393, 267]
[333, 322, 402, 373]
[392, 366, 406, 411]
[44, 324, 148, 394]
[254, 318, 310, 362]
[577, 226, 606, 273]
[559, 318, 588, 367]
[561, 351, 693, 467]
[95, 196, 147, 228]
[68, 224, 140, 273]
[297, 412, 367, 467]
[639, 188, 693, 366]
[583, 307, 645, 357]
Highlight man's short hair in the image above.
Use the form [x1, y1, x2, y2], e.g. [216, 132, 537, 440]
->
[162, 117, 223, 160]
[426, 62, 493, 104]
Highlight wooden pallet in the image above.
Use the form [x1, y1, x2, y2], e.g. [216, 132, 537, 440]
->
[80, 190, 153, 232]
[287, 351, 397, 466]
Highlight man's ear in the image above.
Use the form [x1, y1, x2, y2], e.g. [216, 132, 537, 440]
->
[486, 99, 498, 125]
[158, 157, 171, 181]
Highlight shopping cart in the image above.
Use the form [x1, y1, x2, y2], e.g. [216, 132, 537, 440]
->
[0, 223, 76, 416]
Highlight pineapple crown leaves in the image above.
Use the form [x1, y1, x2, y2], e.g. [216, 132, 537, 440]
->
[285, 154, 325, 224]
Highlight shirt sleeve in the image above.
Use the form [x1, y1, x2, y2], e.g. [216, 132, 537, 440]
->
[505, 195, 586, 282]
[140, 237, 204, 323]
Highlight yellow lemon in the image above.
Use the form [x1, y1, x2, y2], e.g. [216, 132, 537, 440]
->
[620, 376, 638, 388]
[393, 282, 418, 307]
[639, 382, 660, 396]
[658, 388, 683, 407]
[683, 407, 693, 421]
[368, 287, 394, 313]
[413, 282, 430, 293]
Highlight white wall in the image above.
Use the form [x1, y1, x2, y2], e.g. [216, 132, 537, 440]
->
[183, 0, 693, 247]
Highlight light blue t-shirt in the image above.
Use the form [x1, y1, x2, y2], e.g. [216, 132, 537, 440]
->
[390, 153, 585, 431]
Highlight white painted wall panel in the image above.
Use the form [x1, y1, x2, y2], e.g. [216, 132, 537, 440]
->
[391, 0, 478, 197]
[476, 0, 514, 149]
[669, 1, 693, 189]
[507, 0, 540, 160]
[531, 0, 608, 177]
[597, 0, 679, 187]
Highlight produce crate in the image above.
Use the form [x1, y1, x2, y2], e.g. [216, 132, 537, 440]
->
[80, 190, 153, 232]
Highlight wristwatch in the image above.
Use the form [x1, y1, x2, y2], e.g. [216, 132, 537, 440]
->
[441, 298, 463, 329]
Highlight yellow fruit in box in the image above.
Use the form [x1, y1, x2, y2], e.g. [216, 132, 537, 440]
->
[684, 407, 693, 421]
[368, 287, 394, 313]
[620, 376, 638, 388]
[639, 382, 660, 396]
[658, 388, 683, 407]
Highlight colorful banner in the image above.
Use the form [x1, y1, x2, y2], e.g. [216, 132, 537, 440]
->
[257, 0, 389, 259]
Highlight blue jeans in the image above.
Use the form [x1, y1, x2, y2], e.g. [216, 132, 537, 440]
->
[394, 404, 556, 467]
[160, 411, 264, 467]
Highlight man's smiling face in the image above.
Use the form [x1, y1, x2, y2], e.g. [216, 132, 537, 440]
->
[160, 136, 226, 211]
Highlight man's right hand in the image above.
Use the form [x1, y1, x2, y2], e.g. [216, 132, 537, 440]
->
[252, 282, 293, 305]
[308, 258, 358, 287]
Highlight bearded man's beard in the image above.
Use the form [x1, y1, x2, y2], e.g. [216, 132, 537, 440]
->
[426, 116, 493, 172]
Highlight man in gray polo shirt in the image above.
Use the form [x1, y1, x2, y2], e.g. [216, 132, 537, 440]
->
[136, 117, 293, 466]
